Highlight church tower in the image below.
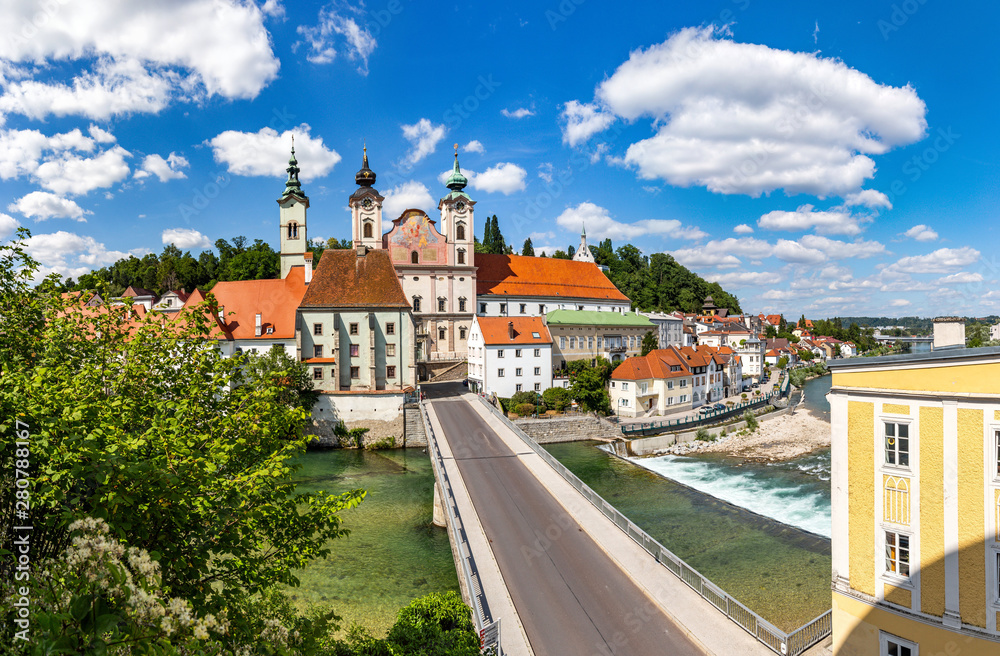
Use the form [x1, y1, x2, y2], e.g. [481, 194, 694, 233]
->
[438, 144, 475, 268]
[572, 225, 595, 263]
[350, 146, 385, 250]
[278, 139, 310, 279]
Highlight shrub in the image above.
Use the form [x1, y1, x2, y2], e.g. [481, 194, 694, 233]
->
[542, 386, 571, 411]
[510, 390, 539, 407]
[695, 427, 713, 442]
[743, 409, 759, 432]
[514, 403, 537, 416]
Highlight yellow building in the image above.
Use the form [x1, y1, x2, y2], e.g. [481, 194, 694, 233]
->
[828, 337, 1000, 655]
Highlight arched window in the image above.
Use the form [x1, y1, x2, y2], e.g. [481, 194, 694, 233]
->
[363, 222, 373, 238]
[884, 476, 910, 525]
[287, 222, 298, 239]
[456, 223, 466, 240]
[412, 297, 421, 312]
[411, 251, 419, 264]
[457, 249, 465, 265]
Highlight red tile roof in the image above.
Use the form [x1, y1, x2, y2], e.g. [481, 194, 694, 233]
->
[476, 253, 628, 302]
[476, 316, 552, 345]
[183, 268, 307, 340]
[612, 348, 692, 381]
[301, 249, 409, 308]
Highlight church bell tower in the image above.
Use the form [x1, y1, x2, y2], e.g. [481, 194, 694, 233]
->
[278, 138, 310, 279]
[350, 146, 385, 250]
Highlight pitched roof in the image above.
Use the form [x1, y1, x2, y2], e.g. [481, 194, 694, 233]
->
[476, 316, 552, 345]
[301, 249, 409, 309]
[476, 253, 628, 302]
[184, 268, 307, 340]
[123, 285, 157, 299]
[546, 309, 653, 327]
[765, 314, 782, 326]
[612, 348, 692, 381]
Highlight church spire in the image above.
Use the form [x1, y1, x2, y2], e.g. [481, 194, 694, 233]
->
[355, 143, 377, 187]
[445, 143, 468, 192]
[282, 136, 305, 198]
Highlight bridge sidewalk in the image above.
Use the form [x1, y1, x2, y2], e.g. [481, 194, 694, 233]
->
[425, 402, 535, 656]
[465, 392, 773, 656]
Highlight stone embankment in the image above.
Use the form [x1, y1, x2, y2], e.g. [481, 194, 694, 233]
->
[306, 405, 428, 449]
[513, 414, 621, 443]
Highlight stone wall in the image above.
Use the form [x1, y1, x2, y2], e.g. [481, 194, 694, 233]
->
[513, 414, 621, 443]
[307, 405, 427, 449]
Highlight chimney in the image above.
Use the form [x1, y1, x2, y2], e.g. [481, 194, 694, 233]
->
[508, 321, 514, 340]
[356, 245, 366, 259]
[933, 317, 965, 350]
[255, 313, 262, 337]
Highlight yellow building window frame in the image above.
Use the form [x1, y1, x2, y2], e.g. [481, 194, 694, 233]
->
[884, 476, 911, 526]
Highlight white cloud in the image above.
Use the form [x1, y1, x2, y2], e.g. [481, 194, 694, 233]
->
[464, 140, 485, 154]
[705, 271, 784, 287]
[844, 189, 892, 210]
[88, 125, 117, 144]
[560, 100, 615, 147]
[9, 192, 90, 221]
[296, 6, 377, 74]
[0, 2, 279, 120]
[556, 202, 706, 242]
[797, 235, 886, 259]
[733, 224, 754, 234]
[162, 228, 211, 250]
[0, 127, 104, 180]
[471, 163, 527, 195]
[772, 239, 827, 265]
[135, 153, 189, 182]
[209, 124, 340, 181]
[22, 230, 147, 281]
[889, 299, 911, 307]
[261, 0, 285, 18]
[884, 246, 980, 275]
[501, 107, 534, 119]
[567, 26, 926, 197]
[537, 163, 554, 184]
[758, 204, 866, 236]
[937, 271, 984, 284]
[33, 145, 131, 195]
[382, 181, 434, 220]
[401, 119, 446, 165]
[0, 213, 20, 240]
[902, 224, 938, 242]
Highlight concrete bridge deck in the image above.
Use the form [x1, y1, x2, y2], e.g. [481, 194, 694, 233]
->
[424, 383, 772, 656]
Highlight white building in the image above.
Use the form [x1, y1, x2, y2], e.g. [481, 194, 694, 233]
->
[639, 311, 685, 349]
[466, 315, 552, 398]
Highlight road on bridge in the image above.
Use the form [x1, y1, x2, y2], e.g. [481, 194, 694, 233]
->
[428, 389, 705, 656]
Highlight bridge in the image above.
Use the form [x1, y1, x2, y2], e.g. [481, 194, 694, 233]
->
[420, 383, 832, 656]
[873, 334, 933, 344]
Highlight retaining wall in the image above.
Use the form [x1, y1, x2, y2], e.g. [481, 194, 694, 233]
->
[513, 414, 621, 443]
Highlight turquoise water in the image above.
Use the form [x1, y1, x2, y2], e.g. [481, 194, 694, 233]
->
[802, 372, 831, 418]
[286, 449, 459, 636]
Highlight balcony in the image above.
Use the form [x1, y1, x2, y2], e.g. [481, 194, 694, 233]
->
[607, 346, 626, 353]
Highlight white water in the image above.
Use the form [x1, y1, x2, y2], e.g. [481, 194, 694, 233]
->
[628, 454, 832, 538]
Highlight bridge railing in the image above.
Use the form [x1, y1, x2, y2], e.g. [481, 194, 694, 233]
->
[420, 403, 501, 655]
[476, 395, 830, 656]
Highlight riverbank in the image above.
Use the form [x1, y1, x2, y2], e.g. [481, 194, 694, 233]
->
[699, 407, 831, 460]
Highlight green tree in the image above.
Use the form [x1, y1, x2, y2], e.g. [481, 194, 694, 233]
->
[542, 386, 571, 411]
[640, 330, 658, 356]
[967, 321, 991, 348]
[777, 356, 789, 369]
[522, 237, 534, 256]
[570, 366, 611, 414]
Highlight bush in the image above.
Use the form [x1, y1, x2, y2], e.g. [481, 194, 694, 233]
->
[743, 409, 759, 432]
[510, 390, 539, 407]
[542, 386, 571, 411]
[514, 403, 537, 416]
[695, 427, 713, 442]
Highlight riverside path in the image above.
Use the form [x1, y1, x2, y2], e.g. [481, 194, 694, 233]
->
[423, 382, 769, 656]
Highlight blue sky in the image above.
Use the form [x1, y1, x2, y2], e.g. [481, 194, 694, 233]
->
[1, 0, 996, 318]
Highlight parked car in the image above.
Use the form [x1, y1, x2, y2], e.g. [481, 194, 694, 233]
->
[712, 403, 725, 411]
[698, 406, 713, 415]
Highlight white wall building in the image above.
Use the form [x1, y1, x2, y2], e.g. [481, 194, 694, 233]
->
[467, 315, 552, 398]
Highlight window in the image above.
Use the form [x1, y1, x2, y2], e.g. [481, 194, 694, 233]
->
[515, 349, 522, 357]
[411, 251, 419, 264]
[578, 305, 584, 311]
[456, 224, 465, 240]
[480, 303, 487, 314]
[287, 222, 298, 238]
[880, 632, 917, 656]
[534, 367, 541, 375]
[459, 298, 467, 312]
[460, 327, 467, 339]
[387, 365, 396, 378]
[386, 322, 395, 335]
[588, 337, 594, 349]
[313, 367, 323, 380]
[314, 345, 323, 358]
[413, 297, 421, 312]
[313, 323, 323, 335]
[350, 366, 360, 379]
[539, 304, 545, 314]
[386, 344, 396, 357]
[884, 531, 910, 578]
[515, 384, 523, 392]
[457, 249, 466, 264]
[500, 303, 506, 314]
[437, 298, 446, 312]
[622, 382, 629, 391]
[884, 476, 910, 525]
[498, 368, 505, 377]
[680, 379, 687, 388]
[363, 222, 373, 238]
[520, 304, 526, 314]
[885, 422, 910, 467]
[596, 337, 602, 349]
[534, 383, 541, 391]
[350, 344, 359, 357]
[497, 349, 504, 358]
[667, 381, 674, 390]
[515, 368, 522, 376]
[534, 349, 540, 357]
[439, 327, 446, 340]
[349, 323, 359, 335]
[560, 337, 566, 349]
[570, 337, 576, 349]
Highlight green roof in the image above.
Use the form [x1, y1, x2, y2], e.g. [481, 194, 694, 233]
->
[545, 309, 653, 327]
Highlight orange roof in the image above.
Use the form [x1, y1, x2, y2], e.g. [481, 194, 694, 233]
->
[303, 357, 337, 364]
[612, 348, 691, 381]
[184, 268, 307, 340]
[476, 316, 552, 345]
[476, 253, 628, 302]
[765, 314, 782, 326]
[301, 249, 409, 309]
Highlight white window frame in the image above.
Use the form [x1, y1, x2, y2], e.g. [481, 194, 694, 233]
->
[534, 348, 540, 357]
[497, 368, 505, 377]
[515, 368, 523, 377]
[879, 631, 917, 656]
[534, 367, 540, 375]
[883, 418, 912, 471]
[515, 349, 522, 357]
[882, 529, 913, 586]
[497, 349, 504, 358]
